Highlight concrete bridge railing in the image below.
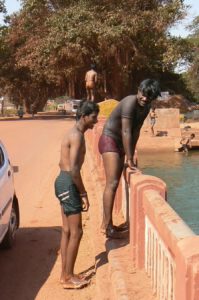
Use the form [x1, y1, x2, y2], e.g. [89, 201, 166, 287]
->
[85, 118, 199, 300]
[124, 171, 199, 300]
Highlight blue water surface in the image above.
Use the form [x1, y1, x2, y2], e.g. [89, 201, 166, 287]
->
[139, 151, 199, 234]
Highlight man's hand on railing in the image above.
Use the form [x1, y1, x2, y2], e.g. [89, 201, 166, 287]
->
[123, 159, 141, 183]
[125, 159, 140, 172]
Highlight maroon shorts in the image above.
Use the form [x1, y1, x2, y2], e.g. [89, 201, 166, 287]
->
[98, 135, 125, 157]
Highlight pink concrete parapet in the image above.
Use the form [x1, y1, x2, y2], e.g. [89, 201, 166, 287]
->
[123, 171, 166, 268]
[125, 170, 199, 300]
[86, 116, 199, 300]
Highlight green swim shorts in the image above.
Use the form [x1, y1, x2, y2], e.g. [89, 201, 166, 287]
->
[54, 171, 82, 216]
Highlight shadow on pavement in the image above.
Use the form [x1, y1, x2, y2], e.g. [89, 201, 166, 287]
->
[96, 251, 108, 270]
[79, 264, 96, 281]
[105, 232, 129, 253]
[0, 226, 60, 300]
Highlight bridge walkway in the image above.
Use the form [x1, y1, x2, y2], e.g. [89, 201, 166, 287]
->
[82, 144, 157, 300]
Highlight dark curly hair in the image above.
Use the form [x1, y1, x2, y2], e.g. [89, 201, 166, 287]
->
[76, 101, 99, 120]
[139, 79, 161, 101]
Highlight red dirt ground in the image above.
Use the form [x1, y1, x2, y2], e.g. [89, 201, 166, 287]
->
[0, 117, 158, 300]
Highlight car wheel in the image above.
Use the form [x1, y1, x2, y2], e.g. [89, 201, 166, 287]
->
[1, 203, 19, 249]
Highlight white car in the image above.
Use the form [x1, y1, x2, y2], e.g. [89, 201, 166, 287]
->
[0, 141, 19, 248]
[57, 99, 83, 115]
[70, 99, 82, 114]
[57, 103, 66, 113]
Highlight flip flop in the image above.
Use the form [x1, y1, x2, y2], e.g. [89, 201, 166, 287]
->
[113, 224, 129, 232]
[101, 224, 129, 235]
[63, 277, 89, 289]
[60, 272, 88, 284]
[73, 273, 88, 281]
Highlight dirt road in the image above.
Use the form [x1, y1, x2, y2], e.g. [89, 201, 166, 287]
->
[0, 118, 99, 300]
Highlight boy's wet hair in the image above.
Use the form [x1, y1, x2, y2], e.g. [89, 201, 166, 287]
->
[139, 79, 161, 101]
[76, 100, 99, 120]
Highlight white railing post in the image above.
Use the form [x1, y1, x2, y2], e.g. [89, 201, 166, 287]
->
[145, 217, 175, 300]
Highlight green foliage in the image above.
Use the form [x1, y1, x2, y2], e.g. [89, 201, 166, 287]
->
[0, 0, 191, 109]
[183, 16, 199, 102]
[0, 0, 6, 13]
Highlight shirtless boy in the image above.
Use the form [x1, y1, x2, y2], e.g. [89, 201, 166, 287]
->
[149, 107, 157, 136]
[85, 64, 98, 102]
[55, 101, 99, 289]
[98, 79, 161, 239]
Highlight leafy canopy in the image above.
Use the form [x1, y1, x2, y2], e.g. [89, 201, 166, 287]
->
[0, 0, 191, 108]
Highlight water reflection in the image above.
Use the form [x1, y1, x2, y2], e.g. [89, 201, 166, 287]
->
[139, 151, 199, 234]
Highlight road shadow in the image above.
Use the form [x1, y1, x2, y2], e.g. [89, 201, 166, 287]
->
[79, 264, 96, 281]
[95, 251, 108, 270]
[0, 226, 60, 300]
[105, 231, 129, 253]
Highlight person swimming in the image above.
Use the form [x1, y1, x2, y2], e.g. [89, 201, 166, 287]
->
[179, 133, 195, 153]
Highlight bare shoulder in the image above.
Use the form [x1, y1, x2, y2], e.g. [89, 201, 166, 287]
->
[61, 127, 82, 147]
[68, 127, 84, 145]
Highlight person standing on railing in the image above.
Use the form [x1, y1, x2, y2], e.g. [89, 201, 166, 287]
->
[98, 79, 161, 239]
[85, 64, 98, 102]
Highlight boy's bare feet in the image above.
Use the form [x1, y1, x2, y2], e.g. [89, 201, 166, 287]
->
[60, 273, 88, 284]
[62, 276, 89, 289]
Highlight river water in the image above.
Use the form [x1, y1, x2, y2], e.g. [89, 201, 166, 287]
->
[139, 151, 199, 235]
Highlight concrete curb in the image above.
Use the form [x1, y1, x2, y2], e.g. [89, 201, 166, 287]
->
[83, 150, 111, 300]
[106, 240, 130, 300]
[0, 114, 73, 121]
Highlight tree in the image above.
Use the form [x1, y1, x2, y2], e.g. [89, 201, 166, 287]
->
[183, 16, 199, 101]
[0, 0, 192, 109]
[0, 0, 6, 13]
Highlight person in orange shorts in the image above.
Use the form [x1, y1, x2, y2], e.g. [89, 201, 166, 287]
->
[85, 64, 98, 102]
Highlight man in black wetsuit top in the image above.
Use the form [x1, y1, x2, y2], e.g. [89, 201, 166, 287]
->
[98, 79, 161, 238]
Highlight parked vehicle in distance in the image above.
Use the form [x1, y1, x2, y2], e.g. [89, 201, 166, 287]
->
[71, 99, 82, 114]
[0, 141, 20, 248]
[57, 99, 83, 115]
[57, 103, 67, 113]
